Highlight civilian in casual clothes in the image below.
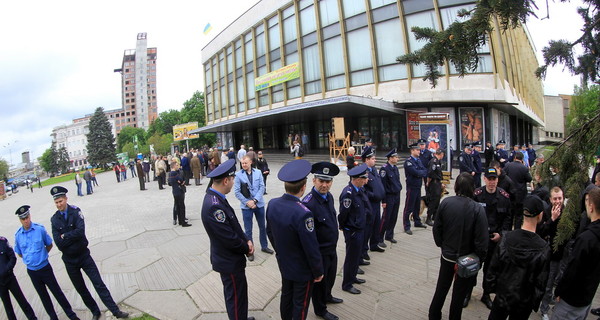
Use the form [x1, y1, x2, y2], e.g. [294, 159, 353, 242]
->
[83, 168, 93, 195]
[113, 163, 121, 183]
[255, 151, 270, 194]
[75, 169, 84, 196]
[191, 153, 202, 186]
[503, 152, 532, 229]
[156, 155, 166, 190]
[136, 159, 146, 191]
[142, 159, 151, 183]
[346, 147, 357, 171]
[181, 153, 192, 186]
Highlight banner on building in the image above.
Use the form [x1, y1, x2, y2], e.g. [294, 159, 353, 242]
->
[406, 111, 422, 146]
[173, 122, 199, 141]
[459, 107, 484, 147]
[255, 62, 300, 91]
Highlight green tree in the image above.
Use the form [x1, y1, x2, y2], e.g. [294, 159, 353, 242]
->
[117, 126, 147, 152]
[147, 133, 173, 155]
[86, 107, 117, 167]
[0, 158, 9, 180]
[57, 147, 71, 173]
[146, 109, 182, 138]
[180, 91, 216, 148]
[40, 142, 59, 175]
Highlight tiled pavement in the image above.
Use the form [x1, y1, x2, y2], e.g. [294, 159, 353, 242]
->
[1, 155, 599, 320]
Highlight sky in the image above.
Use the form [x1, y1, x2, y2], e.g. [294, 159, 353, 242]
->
[0, 0, 586, 166]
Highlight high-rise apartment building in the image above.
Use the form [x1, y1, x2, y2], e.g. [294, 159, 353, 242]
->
[114, 33, 158, 133]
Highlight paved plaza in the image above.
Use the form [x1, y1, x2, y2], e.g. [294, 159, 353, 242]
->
[1, 154, 599, 320]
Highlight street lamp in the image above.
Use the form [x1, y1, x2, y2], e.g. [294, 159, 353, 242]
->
[2, 140, 18, 167]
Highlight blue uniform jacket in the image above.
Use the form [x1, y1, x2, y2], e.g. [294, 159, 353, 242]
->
[234, 168, 265, 209]
[404, 156, 427, 188]
[302, 188, 339, 255]
[364, 166, 385, 203]
[14, 223, 53, 271]
[419, 149, 433, 168]
[50, 204, 89, 258]
[380, 162, 403, 196]
[0, 237, 17, 285]
[338, 184, 369, 231]
[459, 152, 475, 173]
[472, 150, 483, 173]
[494, 148, 509, 166]
[266, 193, 323, 282]
[201, 189, 250, 274]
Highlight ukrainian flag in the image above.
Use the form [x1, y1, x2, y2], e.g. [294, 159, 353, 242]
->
[203, 23, 213, 35]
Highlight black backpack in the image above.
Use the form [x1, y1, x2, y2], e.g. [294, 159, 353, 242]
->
[297, 145, 305, 157]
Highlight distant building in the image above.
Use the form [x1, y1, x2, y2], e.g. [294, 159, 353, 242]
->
[113, 32, 158, 133]
[539, 94, 570, 144]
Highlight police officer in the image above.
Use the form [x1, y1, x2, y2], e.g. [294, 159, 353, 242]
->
[339, 164, 370, 294]
[379, 148, 403, 244]
[201, 159, 255, 320]
[13, 205, 80, 320]
[302, 162, 343, 320]
[0, 235, 36, 320]
[484, 141, 494, 166]
[508, 144, 520, 162]
[459, 144, 475, 175]
[425, 149, 445, 227]
[465, 168, 512, 309]
[361, 147, 385, 257]
[403, 143, 429, 235]
[494, 140, 509, 167]
[419, 139, 433, 190]
[472, 142, 483, 188]
[266, 160, 323, 320]
[49, 186, 129, 320]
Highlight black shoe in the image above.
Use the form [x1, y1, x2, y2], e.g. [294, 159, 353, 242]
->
[387, 238, 398, 244]
[405, 230, 413, 235]
[592, 308, 600, 316]
[248, 254, 254, 262]
[378, 242, 387, 248]
[359, 260, 370, 266]
[92, 314, 101, 320]
[317, 311, 339, 320]
[353, 278, 366, 284]
[463, 295, 471, 308]
[357, 268, 364, 275]
[362, 253, 370, 261]
[248, 317, 255, 320]
[114, 310, 129, 318]
[261, 247, 274, 254]
[414, 224, 427, 229]
[327, 297, 343, 304]
[173, 219, 177, 225]
[343, 287, 361, 294]
[371, 246, 385, 253]
[481, 294, 493, 310]
[425, 219, 434, 227]
[181, 223, 192, 227]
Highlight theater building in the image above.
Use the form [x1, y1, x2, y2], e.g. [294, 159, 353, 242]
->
[197, 0, 544, 152]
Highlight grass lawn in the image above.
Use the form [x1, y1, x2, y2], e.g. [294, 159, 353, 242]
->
[40, 169, 110, 187]
[131, 314, 157, 320]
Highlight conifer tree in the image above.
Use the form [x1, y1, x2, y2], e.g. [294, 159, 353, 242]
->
[86, 107, 116, 167]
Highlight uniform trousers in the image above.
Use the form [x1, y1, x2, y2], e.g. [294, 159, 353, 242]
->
[488, 301, 532, 320]
[173, 193, 186, 225]
[429, 257, 474, 320]
[312, 252, 337, 316]
[64, 252, 119, 315]
[366, 201, 382, 251]
[342, 229, 363, 290]
[380, 195, 400, 240]
[281, 277, 313, 320]
[0, 274, 37, 320]
[27, 263, 77, 320]
[362, 211, 374, 256]
[403, 187, 424, 231]
[220, 270, 248, 320]
[426, 180, 442, 222]
[474, 173, 482, 188]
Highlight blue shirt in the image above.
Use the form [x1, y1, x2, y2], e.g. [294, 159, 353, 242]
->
[14, 223, 53, 271]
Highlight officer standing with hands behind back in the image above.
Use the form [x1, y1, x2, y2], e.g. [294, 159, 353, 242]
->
[379, 148, 403, 244]
[403, 143, 428, 235]
[0, 235, 37, 320]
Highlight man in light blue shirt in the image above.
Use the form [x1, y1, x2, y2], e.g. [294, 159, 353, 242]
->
[14, 205, 79, 320]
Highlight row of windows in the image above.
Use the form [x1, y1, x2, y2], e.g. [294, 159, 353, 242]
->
[204, 0, 489, 121]
[545, 131, 563, 138]
[56, 128, 88, 138]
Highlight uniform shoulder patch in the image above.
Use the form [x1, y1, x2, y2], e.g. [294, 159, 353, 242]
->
[302, 193, 313, 203]
[213, 210, 226, 223]
[499, 189, 510, 199]
[382, 163, 388, 168]
[406, 160, 413, 167]
[305, 217, 314, 232]
[459, 156, 464, 161]
[380, 169, 386, 177]
[343, 198, 352, 209]
[474, 188, 483, 196]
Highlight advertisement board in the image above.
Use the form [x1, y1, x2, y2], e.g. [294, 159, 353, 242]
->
[255, 62, 300, 91]
[173, 122, 200, 141]
[406, 111, 422, 146]
[459, 107, 484, 147]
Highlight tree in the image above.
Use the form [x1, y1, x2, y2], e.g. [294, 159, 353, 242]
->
[86, 107, 116, 167]
[57, 147, 71, 173]
[147, 133, 173, 155]
[39, 141, 66, 175]
[181, 91, 216, 148]
[0, 158, 9, 180]
[117, 126, 147, 152]
[146, 109, 182, 138]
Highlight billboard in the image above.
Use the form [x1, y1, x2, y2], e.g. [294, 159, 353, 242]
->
[173, 122, 199, 141]
[255, 62, 300, 91]
[459, 107, 484, 147]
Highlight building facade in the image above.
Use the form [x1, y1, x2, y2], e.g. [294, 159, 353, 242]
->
[538, 94, 570, 144]
[114, 33, 158, 133]
[199, 0, 545, 152]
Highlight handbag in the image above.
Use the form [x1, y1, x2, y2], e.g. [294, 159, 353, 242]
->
[240, 182, 251, 198]
[455, 199, 480, 278]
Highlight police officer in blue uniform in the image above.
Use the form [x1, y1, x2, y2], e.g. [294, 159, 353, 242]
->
[379, 148, 403, 244]
[302, 162, 342, 320]
[459, 144, 475, 175]
[426, 149, 445, 227]
[13, 205, 80, 320]
[418, 139, 433, 168]
[494, 140, 509, 168]
[201, 159, 255, 320]
[339, 164, 370, 294]
[266, 160, 323, 320]
[0, 235, 36, 320]
[472, 142, 483, 188]
[403, 143, 428, 235]
[508, 144, 520, 162]
[361, 148, 386, 256]
[49, 186, 129, 320]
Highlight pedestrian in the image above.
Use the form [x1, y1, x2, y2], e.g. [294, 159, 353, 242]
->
[255, 151, 270, 194]
[136, 159, 146, 191]
[486, 195, 551, 319]
[459, 144, 475, 176]
[142, 158, 151, 183]
[83, 167, 93, 195]
[591, 154, 600, 185]
[38, 178, 42, 188]
[290, 141, 302, 159]
[503, 152, 532, 229]
[0, 235, 37, 320]
[156, 155, 166, 190]
[465, 167, 512, 309]
[508, 144, 520, 163]
[403, 143, 428, 235]
[520, 145, 530, 168]
[234, 156, 273, 261]
[484, 141, 494, 165]
[91, 167, 98, 186]
[191, 152, 202, 186]
[425, 149, 444, 226]
[472, 142, 483, 188]
[237, 145, 247, 170]
[379, 148, 403, 243]
[418, 138, 433, 169]
[201, 159, 255, 320]
[428, 173, 488, 320]
[120, 163, 127, 181]
[49, 186, 129, 320]
[339, 164, 370, 295]
[246, 147, 256, 168]
[128, 160, 136, 177]
[226, 147, 235, 160]
[75, 169, 84, 196]
[266, 159, 323, 320]
[13, 205, 80, 320]
[551, 187, 600, 319]
[301, 132, 309, 153]
[169, 161, 191, 227]
[361, 147, 385, 260]
[489, 160, 517, 199]
[302, 162, 343, 320]
[346, 147, 357, 171]
[113, 163, 121, 183]
[493, 140, 508, 168]
[181, 152, 192, 186]
[526, 143, 537, 167]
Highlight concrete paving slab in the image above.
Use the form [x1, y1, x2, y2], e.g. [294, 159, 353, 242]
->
[102, 248, 161, 273]
[124, 290, 200, 320]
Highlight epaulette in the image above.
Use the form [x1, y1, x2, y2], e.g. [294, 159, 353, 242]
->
[211, 195, 220, 205]
[69, 205, 80, 211]
[343, 185, 352, 194]
[302, 193, 313, 203]
[499, 188, 510, 199]
[382, 163, 388, 168]
[296, 202, 311, 212]
[474, 188, 483, 196]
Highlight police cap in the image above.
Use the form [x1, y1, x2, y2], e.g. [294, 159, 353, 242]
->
[51, 186, 68, 199]
[409, 143, 419, 150]
[523, 195, 544, 218]
[348, 163, 369, 178]
[472, 141, 482, 147]
[312, 162, 340, 181]
[498, 139, 506, 145]
[278, 159, 312, 182]
[207, 159, 236, 179]
[463, 144, 472, 149]
[385, 148, 398, 158]
[417, 139, 427, 145]
[15, 205, 31, 219]
[361, 147, 374, 159]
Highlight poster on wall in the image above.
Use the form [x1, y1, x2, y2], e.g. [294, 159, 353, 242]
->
[406, 111, 422, 146]
[431, 107, 457, 151]
[459, 107, 484, 147]
[419, 123, 450, 171]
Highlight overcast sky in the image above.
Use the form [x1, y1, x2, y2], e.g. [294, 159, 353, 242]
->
[0, 0, 585, 166]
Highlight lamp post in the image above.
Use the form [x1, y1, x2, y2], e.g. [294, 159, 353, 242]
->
[2, 140, 18, 167]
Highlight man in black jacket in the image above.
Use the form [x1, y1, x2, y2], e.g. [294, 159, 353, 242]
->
[0, 236, 36, 320]
[50, 186, 129, 320]
[503, 152, 532, 229]
[486, 195, 550, 319]
[552, 187, 600, 319]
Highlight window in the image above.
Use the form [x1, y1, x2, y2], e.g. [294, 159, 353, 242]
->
[244, 33, 254, 64]
[346, 27, 373, 85]
[303, 44, 321, 94]
[320, 0, 339, 26]
[405, 10, 442, 77]
[323, 36, 346, 90]
[374, 17, 407, 81]
[342, 0, 366, 18]
[283, 6, 297, 44]
[300, 3, 316, 36]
